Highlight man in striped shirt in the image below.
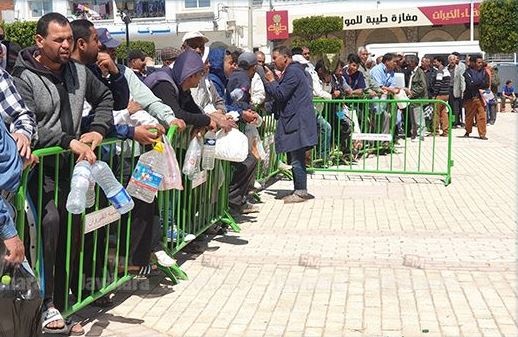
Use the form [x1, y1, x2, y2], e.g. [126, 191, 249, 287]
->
[431, 56, 451, 137]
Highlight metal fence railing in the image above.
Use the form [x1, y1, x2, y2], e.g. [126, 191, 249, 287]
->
[311, 98, 453, 185]
[12, 97, 453, 318]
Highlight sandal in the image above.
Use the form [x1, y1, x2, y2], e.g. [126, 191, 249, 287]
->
[42, 307, 68, 334]
[64, 318, 85, 336]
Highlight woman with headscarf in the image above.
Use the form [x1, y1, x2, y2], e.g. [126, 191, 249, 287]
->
[144, 50, 216, 129]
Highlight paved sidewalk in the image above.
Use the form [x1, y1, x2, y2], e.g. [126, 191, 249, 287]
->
[81, 114, 517, 337]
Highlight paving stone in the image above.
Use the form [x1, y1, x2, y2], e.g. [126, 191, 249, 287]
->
[79, 115, 518, 336]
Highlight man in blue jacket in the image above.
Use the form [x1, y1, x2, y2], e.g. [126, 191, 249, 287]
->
[264, 46, 318, 203]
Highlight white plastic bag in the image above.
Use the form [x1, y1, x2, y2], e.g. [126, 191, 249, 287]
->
[159, 135, 183, 191]
[394, 89, 409, 109]
[245, 124, 266, 160]
[182, 137, 202, 178]
[214, 128, 248, 162]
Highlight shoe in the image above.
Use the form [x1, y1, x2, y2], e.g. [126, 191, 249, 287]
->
[298, 192, 315, 200]
[234, 201, 259, 214]
[480, 136, 488, 140]
[440, 133, 448, 137]
[411, 137, 417, 142]
[463, 133, 470, 138]
[154, 250, 176, 267]
[283, 193, 306, 204]
[167, 228, 196, 243]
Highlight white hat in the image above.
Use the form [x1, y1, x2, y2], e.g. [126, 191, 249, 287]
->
[292, 54, 309, 65]
[182, 31, 209, 43]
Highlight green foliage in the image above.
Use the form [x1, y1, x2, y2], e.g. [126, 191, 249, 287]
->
[115, 40, 156, 60]
[479, 0, 518, 53]
[3, 21, 37, 48]
[292, 16, 343, 41]
[308, 38, 342, 55]
[292, 16, 344, 55]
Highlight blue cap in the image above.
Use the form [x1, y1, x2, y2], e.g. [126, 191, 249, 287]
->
[96, 28, 121, 49]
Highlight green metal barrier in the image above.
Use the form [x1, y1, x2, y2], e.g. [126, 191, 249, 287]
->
[254, 115, 292, 184]
[156, 127, 238, 280]
[14, 126, 238, 317]
[311, 98, 453, 185]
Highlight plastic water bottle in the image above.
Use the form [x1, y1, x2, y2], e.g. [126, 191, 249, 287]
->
[85, 177, 95, 209]
[66, 161, 92, 214]
[91, 161, 134, 214]
[202, 131, 216, 170]
[126, 141, 166, 203]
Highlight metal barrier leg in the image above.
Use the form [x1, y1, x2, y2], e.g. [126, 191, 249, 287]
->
[221, 210, 240, 233]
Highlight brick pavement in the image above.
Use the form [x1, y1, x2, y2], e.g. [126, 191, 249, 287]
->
[81, 114, 518, 337]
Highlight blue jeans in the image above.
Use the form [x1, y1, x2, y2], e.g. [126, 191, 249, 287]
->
[287, 147, 307, 191]
[316, 113, 331, 160]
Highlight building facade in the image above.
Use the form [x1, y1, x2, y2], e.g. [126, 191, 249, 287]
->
[5, 0, 480, 53]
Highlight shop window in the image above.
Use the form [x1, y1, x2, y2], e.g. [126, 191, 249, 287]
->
[71, 1, 113, 20]
[30, 0, 53, 17]
[184, 0, 210, 8]
[115, 0, 165, 18]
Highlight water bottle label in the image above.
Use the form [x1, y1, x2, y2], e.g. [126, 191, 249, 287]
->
[131, 162, 164, 191]
[108, 188, 132, 210]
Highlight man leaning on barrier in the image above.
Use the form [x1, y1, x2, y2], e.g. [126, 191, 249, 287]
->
[11, 12, 114, 335]
[369, 53, 400, 138]
[0, 65, 36, 266]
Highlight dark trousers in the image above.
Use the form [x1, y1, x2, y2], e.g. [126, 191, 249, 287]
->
[115, 154, 162, 267]
[120, 198, 161, 266]
[28, 166, 80, 310]
[229, 154, 258, 207]
[449, 93, 464, 126]
[287, 148, 307, 191]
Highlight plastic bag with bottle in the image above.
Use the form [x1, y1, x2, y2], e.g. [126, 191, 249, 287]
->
[0, 243, 42, 337]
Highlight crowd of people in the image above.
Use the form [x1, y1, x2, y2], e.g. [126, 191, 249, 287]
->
[0, 11, 515, 335]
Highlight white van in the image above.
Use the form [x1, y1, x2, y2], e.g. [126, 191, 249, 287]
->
[366, 40, 484, 62]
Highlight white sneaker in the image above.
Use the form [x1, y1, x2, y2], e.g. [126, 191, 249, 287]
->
[253, 181, 262, 189]
[154, 250, 176, 267]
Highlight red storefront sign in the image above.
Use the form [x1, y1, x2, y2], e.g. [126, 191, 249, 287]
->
[266, 10, 289, 40]
[419, 2, 480, 25]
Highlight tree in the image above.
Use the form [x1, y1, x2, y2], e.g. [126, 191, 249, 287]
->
[116, 40, 156, 61]
[3, 21, 37, 48]
[479, 0, 518, 53]
[292, 16, 343, 55]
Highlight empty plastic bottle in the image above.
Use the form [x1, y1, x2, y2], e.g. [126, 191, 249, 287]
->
[85, 176, 95, 209]
[126, 141, 166, 203]
[66, 161, 92, 214]
[202, 131, 216, 170]
[91, 161, 134, 214]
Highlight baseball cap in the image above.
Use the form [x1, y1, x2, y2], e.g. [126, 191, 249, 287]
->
[237, 52, 257, 68]
[96, 28, 121, 49]
[161, 47, 181, 61]
[182, 31, 209, 43]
